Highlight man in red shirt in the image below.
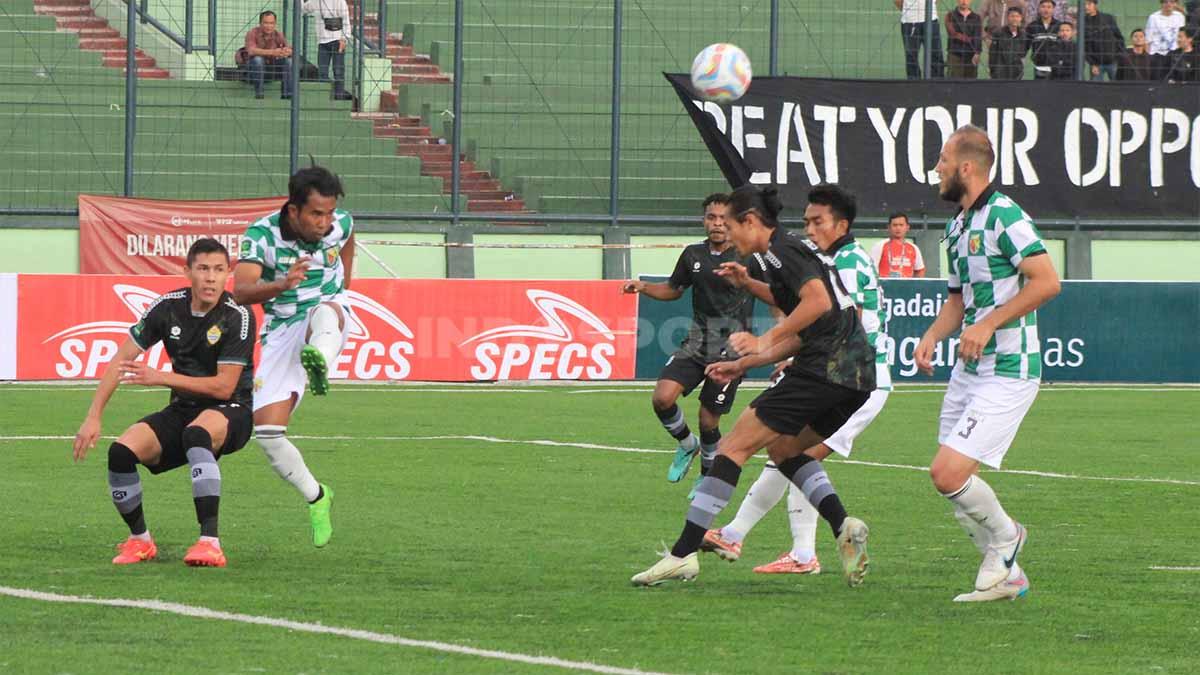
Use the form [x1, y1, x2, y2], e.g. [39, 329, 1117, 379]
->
[237, 11, 294, 99]
[871, 212, 926, 278]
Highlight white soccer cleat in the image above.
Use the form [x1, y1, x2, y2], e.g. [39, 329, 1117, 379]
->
[631, 551, 700, 587]
[955, 570, 1030, 602]
[836, 516, 870, 587]
[975, 521, 1027, 591]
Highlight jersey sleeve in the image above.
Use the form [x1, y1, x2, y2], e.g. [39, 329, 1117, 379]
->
[747, 253, 769, 282]
[667, 250, 692, 290]
[239, 224, 271, 266]
[217, 304, 257, 367]
[869, 241, 885, 271]
[912, 243, 926, 271]
[336, 209, 354, 242]
[777, 245, 824, 298]
[835, 253, 866, 306]
[129, 296, 170, 350]
[995, 209, 1046, 268]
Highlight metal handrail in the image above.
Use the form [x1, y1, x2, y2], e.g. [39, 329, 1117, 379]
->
[128, 0, 215, 54]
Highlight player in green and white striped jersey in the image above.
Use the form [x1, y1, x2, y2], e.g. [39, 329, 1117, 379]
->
[703, 184, 894, 576]
[916, 126, 1060, 602]
[233, 166, 356, 548]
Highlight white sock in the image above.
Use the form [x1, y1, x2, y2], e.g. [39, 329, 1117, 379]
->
[132, 531, 152, 542]
[944, 475, 1019, 545]
[786, 485, 819, 563]
[722, 463, 789, 544]
[1007, 561, 1023, 582]
[255, 425, 321, 503]
[953, 507, 991, 555]
[199, 535, 221, 549]
[308, 303, 342, 365]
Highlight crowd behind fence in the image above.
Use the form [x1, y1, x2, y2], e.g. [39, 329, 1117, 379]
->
[0, 0, 1197, 226]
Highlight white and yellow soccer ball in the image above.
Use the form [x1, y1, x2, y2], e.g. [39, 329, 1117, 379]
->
[690, 43, 752, 103]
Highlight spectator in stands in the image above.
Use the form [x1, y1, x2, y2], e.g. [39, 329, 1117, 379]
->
[1187, 0, 1200, 29]
[303, 0, 353, 101]
[946, 0, 985, 77]
[1022, 0, 1074, 25]
[238, 11, 294, 100]
[990, 6, 1030, 78]
[1164, 26, 1200, 80]
[1082, 0, 1125, 80]
[1047, 21, 1079, 78]
[1118, 28, 1157, 79]
[1146, 0, 1186, 55]
[898, 0, 946, 78]
[979, 0, 1011, 47]
[1027, 0, 1063, 78]
[871, 213, 926, 278]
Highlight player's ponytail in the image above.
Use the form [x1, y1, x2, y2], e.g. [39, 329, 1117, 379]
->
[729, 184, 783, 228]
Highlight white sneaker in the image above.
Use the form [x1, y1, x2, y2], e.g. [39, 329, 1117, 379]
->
[631, 551, 699, 586]
[975, 521, 1027, 591]
[836, 517, 870, 587]
[955, 570, 1030, 602]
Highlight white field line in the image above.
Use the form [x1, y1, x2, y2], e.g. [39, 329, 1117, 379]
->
[8, 433, 1198, 487]
[0, 587, 671, 675]
[1148, 566, 1200, 571]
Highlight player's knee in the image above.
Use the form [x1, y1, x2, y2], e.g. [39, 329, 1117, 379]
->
[929, 463, 964, 494]
[181, 425, 213, 450]
[107, 442, 139, 473]
[650, 392, 675, 412]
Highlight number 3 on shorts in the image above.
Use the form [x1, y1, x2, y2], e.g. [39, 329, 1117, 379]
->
[957, 416, 979, 439]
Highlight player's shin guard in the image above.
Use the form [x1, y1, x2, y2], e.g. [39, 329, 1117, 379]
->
[943, 475, 1018, 544]
[699, 427, 721, 475]
[108, 442, 146, 535]
[776, 454, 848, 538]
[308, 303, 342, 365]
[183, 426, 221, 538]
[723, 462, 789, 542]
[654, 404, 693, 442]
[672, 455, 741, 558]
[255, 425, 321, 502]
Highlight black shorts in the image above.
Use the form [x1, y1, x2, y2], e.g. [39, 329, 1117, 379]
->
[137, 401, 253, 475]
[658, 351, 742, 415]
[749, 369, 870, 437]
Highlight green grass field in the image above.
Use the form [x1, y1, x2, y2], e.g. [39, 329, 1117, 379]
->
[2, 382, 1198, 674]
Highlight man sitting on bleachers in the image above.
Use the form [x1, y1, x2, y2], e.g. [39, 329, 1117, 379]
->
[237, 11, 294, 100]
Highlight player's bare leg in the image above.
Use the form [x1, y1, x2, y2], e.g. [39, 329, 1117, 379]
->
[254, 396, 333, 547]
[108, 423, 162, 564]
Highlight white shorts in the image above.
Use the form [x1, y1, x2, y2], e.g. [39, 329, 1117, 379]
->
[937, 363, 1039, 469]
[253, 305, 349, 414]
[824, 363, 892, 457]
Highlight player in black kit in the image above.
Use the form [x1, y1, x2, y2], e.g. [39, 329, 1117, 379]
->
[72, 238, 256, 569]
[632, 184, 876, 588]
[622, 193, 765, 494]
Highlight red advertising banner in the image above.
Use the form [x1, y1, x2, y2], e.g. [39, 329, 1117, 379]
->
[78, 195, 286, 274]
[16, 275, 637, 381]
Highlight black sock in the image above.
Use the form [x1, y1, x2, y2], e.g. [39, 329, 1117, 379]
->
[776, 454, 848, 537]
[698, 427, 721, 475]
[654, 403, 693, 442]
[183, 426, 221, 538]
[671, 455, 741, 557]
[108, 442, 146, 535]
[310, 485, 324, 504]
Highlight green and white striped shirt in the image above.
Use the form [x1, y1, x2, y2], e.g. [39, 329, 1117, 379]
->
[945, 188, 1047, 380]
[833, 238, 891, 390]
[240, 208, 353, 339]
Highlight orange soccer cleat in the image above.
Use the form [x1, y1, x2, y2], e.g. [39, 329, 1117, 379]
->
[699, 529, 743, 562]
[112, 536, 157, 565]
[183, 539, 227, 568]
[752, 552, 821, 575]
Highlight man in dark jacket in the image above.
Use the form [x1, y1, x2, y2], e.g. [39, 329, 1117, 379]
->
[991, 6, 1030, 78]
[1026, 0, 1062, 78]
[1164, 26, 1200, 81]
[946, 0, 985, 77]
[1118, 28, 1157, 79]
[1082, 0, 1125, 79]
[1047, 21, 1079, 78]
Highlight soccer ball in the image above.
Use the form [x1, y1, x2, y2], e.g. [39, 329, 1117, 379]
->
[690, 43, 752, 103]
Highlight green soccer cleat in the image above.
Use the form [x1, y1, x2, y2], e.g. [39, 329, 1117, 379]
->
[300, 345, 330, 396]
[666, 438, 700, 483]
[309, 483, 334, 547]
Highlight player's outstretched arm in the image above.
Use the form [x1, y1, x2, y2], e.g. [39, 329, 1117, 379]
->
[958, 254, 1060, 362]
[120, 361, 245, 401]
[715, 262, 775, 305]
[915, 293, 966, 375]
[73, 338, 144, 462]
[233, 258, 308, 306]
[621, 280, 683, 301]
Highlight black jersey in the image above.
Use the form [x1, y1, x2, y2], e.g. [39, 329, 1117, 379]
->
[667, 241, 763, 362]
[129, 288, 256, 407]
[761, 230, 876, 393]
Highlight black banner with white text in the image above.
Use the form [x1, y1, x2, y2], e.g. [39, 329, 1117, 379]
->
[666, 75, 1200, 220]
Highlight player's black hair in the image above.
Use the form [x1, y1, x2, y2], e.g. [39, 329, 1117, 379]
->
[259, 10, 276, 22]
[888, 211, 910, 225]
[729, 185, 783, 227]
[702, 193, 730, 211]
[186, 237, 230, 266]
[288, 165, 345, 209]
[807, 184, 858, 228]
